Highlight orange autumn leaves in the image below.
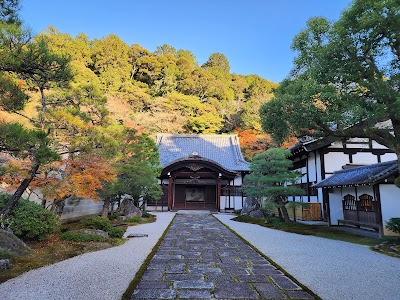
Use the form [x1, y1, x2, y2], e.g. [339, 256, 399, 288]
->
[39, 155, 116, 201]
[0, 154, 116, 202]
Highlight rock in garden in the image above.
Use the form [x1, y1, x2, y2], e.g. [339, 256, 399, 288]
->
[0, 259, 11, 269]
[241, 196, 260, 216]
[117, 216, 127, 221]
[0, 228, 32, 256]
[119, 200, 142, 217]
[249, 210, 264, 219]
[83, 229, 109, 239]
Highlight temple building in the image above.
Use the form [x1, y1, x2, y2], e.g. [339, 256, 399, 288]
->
[149, 134, 250, 211]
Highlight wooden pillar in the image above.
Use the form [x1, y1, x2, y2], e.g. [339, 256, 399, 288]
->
[228, 180, 231, 209]
[306, 154, 311, 203]
[373, 184, 384, 238]
[217, 179, 221, 212]
[355, 185, 359, 223]
[168, 177, 173, 211]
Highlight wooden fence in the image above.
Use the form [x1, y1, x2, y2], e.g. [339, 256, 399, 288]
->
[286, 202, 322, 221]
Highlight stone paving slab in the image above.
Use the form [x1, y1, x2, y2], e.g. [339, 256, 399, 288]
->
[131, 214, 316, 299]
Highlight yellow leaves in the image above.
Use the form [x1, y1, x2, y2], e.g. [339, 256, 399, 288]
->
[0, 155, 31, 188]
[312, 93, 328, 111]
[50, 110, 88, 131]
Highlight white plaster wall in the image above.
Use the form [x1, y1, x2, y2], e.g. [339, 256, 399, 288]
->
[328, 187, 361, 225]
[220, 196, 244, 210]
[371, 140, 389, 149]
[233, 176, 243, 186]
[379, 185, 400, 236]
[324, 152, 350, 173]
[328, 141, 344, 148]
[352, 152, 379, 165]
[329, 189, 344, 224]
[380, 153, 398, 162]
[345, 138, 370, 149]
[307, 153, 317, 182]
[315, 152, 322, 182]
[219, 196, 225, 210]
[234, 196, 244, 209]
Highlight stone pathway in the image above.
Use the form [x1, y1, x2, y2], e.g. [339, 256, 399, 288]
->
[132, 214, 315, 299]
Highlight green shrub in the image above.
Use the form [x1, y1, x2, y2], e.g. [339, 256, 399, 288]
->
[0, 193, 59, 240]
[386, 218, 400, 234]
[106, 226, 125, 238]
[80, 216, 111, 231]
[60, 231, 105, 242]
[126, 216, 141, 223]
[141, 211, 152, 218]
[109, 212, 122, 220]
[79, 215, 126, 238]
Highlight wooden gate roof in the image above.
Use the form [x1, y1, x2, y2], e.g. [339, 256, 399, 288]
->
[156, 134, 250, 172]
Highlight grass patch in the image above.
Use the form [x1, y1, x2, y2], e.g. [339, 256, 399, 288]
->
[1, 214, 156, 284]
[121, 214, 176, 300]
[233, 215, 382, 245]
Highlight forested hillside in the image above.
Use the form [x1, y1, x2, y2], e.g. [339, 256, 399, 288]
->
[0, 26, 278, 159]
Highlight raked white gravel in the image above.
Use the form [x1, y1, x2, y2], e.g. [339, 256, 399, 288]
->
[0, 212, 175, 300]
[215, 214, 400, 300]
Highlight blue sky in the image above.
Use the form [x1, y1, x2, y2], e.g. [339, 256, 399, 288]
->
[21, 0, 352, 83]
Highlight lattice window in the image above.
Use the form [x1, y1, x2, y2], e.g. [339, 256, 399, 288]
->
[358, 194, 375, 212]
[343, 194, 356, 210]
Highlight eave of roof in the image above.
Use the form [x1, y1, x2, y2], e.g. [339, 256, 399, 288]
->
[313, 160, 398, 188]
[288, 137, 332, 157]
[156, 133, 250, 172]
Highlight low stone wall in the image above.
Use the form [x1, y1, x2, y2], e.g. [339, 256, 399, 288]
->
[60, 198, 103, 221]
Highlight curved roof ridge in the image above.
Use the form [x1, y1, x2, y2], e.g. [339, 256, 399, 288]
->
[156, 133, 250, 171]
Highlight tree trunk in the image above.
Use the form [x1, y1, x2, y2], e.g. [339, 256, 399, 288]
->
[39, 86, 46, 129]
[102, 197, 110, 217]
[280, 205, 290, 222]
[0, 161, 40, 219]
[277, 198, 290, 222]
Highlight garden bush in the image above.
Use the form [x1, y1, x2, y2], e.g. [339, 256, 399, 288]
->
[141, 211, 152, 218]
[0, 193, 59, 240]
[386, 218, 400, 234]
[79, 216, 125, 238]
[80, 216, 111, 231]
[126, 216, 141, 223]
[106, 226, 124, 238]
[60, 231, 105, 242]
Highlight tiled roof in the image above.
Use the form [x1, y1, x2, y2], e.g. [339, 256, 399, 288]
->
[288, 137, 332, 154]
[156, 134, 250, 172]
[313, 160, 398, 188]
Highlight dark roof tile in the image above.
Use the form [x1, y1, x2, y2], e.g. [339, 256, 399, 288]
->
[156, 134, 250, 172]
[313, 160, 398, 188]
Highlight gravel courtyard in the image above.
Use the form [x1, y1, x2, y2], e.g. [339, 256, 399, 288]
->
[1, 212, 400, 300]
[0, 213, 175, 300]
[215, 214, 400, 300]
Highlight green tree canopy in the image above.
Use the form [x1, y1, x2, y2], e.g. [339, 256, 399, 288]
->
[259, 0, 400, 183]
[243, 148, 304, 222]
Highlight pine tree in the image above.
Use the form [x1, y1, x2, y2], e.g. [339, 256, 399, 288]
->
[243, 148, 304, 222]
